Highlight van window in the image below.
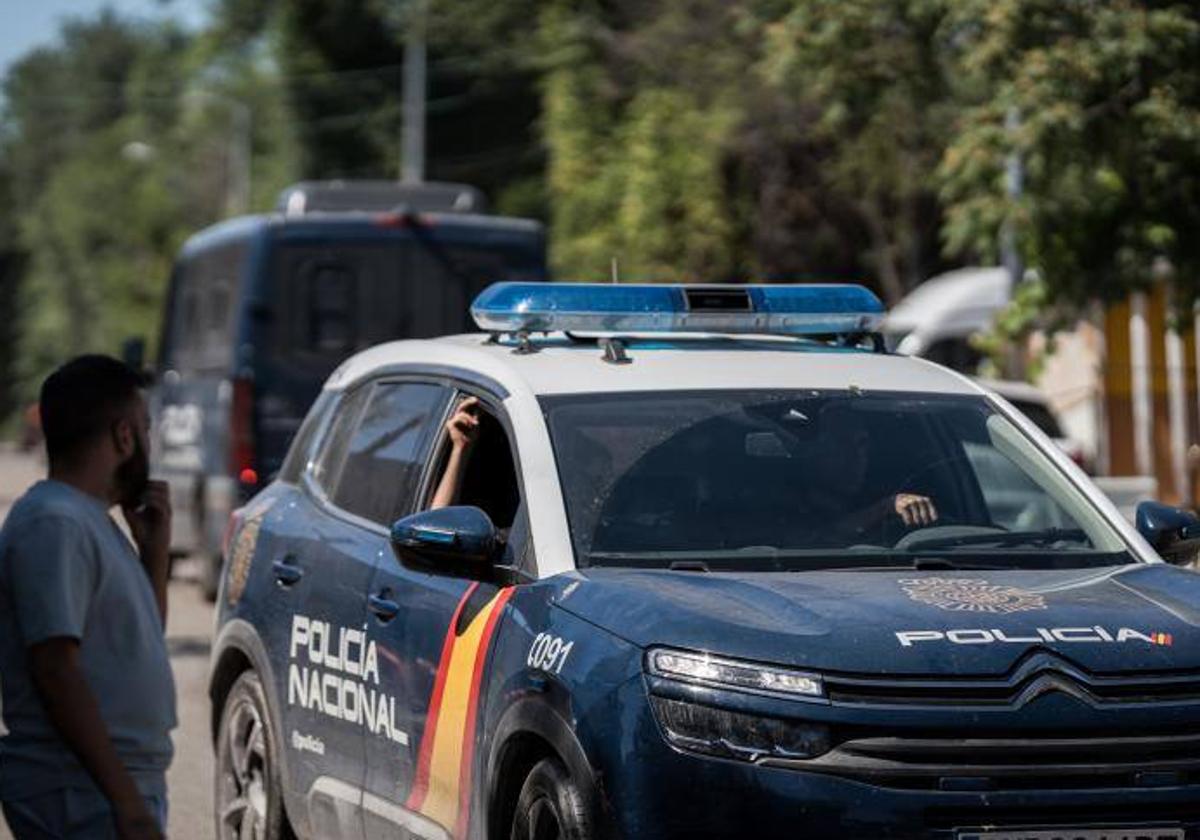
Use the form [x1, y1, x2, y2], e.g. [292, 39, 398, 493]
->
[332, 382, 450, 526]
[269, 236, 545, 371]
[164, 240, 248, 372]
[308, 263, 357, 353]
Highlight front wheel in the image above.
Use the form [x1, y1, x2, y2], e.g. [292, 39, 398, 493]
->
[510, 758, 592, 840]
[215, 671, 291, 840]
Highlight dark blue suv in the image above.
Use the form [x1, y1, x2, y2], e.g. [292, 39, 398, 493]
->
[210, 283, 1200, 840]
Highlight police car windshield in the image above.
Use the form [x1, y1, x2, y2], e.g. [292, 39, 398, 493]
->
[541, 390, 1135, 572]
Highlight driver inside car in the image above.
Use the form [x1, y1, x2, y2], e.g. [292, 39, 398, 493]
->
[801, 406, 940, 541]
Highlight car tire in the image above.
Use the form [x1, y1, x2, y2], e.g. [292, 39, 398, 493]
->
[215, 671, 292, 840]
[510, 757, 592, 840]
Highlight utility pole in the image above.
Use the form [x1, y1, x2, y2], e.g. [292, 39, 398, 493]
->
[1001, 106, 1025, 379]
[226, 99, 252, 215]
[183, 90, 252, 216]
[1001, 106, 1023, 289]
[401, 0, 428, 183]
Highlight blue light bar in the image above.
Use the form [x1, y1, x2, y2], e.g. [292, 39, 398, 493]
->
[470, 283, 884, 337]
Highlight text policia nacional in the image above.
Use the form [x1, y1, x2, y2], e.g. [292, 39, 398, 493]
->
[287, 615, 408, 745]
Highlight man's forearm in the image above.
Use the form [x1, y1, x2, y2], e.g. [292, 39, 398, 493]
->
[30, 643, 146, 816]
[431, 446, 470, 509]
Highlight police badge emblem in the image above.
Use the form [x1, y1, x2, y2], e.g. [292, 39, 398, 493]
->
[226, 514, 263, 606]
[899, 577, 1047, 613]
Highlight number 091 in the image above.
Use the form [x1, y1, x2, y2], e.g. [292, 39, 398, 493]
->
[527, 633, 573, 674]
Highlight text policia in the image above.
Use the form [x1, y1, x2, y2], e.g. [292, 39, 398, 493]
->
[288, 615, 409, 745]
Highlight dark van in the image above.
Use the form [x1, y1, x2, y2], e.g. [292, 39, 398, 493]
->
[149, 181, 546, 598]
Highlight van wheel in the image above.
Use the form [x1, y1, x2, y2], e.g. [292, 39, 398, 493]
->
[510, 758, 591, 840]
[215, 671, 291, 840]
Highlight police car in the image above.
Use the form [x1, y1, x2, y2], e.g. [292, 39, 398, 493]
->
[210, 283, 1200, 840]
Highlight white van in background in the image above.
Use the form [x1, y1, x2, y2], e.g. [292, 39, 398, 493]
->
[882, 266, 1011, 367]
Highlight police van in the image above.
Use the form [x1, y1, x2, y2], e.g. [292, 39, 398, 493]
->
[210, 283, 1200, 840]
[149, 181, 546, 598]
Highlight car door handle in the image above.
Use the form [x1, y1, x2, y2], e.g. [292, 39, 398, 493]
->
[272, 557, 304, 587]
[368, 592, 400, 621]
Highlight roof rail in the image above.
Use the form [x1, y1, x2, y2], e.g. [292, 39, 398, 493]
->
[276, 180, 488, 217]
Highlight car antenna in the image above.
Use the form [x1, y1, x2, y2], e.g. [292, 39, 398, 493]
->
[611, 256, 620, 284]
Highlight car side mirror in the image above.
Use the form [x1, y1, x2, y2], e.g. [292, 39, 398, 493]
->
[1136, 501, 1200, 566]
[390, 506, 501, 581]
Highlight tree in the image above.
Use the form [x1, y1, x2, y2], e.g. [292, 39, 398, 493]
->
[539, 1, 752, 280]
[760, 0, 956, 303]
[213, 0, 546, 215]
[940, 0, 1200, 309]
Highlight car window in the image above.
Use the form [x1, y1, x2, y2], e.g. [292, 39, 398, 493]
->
[311, 386, 371, 496]
[426, 399, 521, 528]
[333, 381, 451, 525]
[279, 391, 335, 484]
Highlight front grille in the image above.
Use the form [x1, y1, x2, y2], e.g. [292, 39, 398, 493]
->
[823, 650, 1200, 708]
[764, 731, 1200, 791]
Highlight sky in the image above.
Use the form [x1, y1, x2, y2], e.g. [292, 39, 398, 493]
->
[0, 0, 211, 78]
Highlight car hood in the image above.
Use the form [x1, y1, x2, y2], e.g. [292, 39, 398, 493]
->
[555, 564, 1200, 676]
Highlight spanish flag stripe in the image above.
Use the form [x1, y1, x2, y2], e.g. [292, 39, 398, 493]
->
[407, 586, 513, 835]
[454, 587, 515, 839]
[406, 581, 479, 811]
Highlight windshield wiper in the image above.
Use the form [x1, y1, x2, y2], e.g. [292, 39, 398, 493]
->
[824, 558, 1010, 572]
[900, 528, 1089, 551]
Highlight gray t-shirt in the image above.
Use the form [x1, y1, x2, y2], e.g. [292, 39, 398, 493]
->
[0, 480, 176, 800]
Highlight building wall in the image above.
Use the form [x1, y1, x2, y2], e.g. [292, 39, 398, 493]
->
[1102, 286, 1199, 508]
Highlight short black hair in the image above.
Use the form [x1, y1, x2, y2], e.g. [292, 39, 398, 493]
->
[40, 354, 149, 464]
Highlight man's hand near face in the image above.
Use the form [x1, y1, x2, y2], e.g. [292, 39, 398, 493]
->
[121, 480, 172, 625]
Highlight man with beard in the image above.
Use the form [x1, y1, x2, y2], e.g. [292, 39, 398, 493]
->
[0, 355, 175, 840]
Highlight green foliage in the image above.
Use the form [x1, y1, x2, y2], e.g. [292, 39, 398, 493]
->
[5, 0, 1200, 421]
[0, 12, 300, 406]
[940, 0, 1200, 309]
[761, 0, 955, 302]
[539, 1, 749, 280]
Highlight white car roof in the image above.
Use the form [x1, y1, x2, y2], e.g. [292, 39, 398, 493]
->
[326, 333, 984, 398]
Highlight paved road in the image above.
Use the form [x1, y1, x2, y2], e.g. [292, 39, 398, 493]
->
[0, 448, 215, 839]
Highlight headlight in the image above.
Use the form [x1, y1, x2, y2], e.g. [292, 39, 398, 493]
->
[645, 648, 831, 762]
[646, 648, 824, 699]
[650, 697, 832, 761]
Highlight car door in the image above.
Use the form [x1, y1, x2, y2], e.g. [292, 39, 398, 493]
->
[277, 383, 375, 840]
[307, 378, 458, 840]
[361, 387, 525, 840]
